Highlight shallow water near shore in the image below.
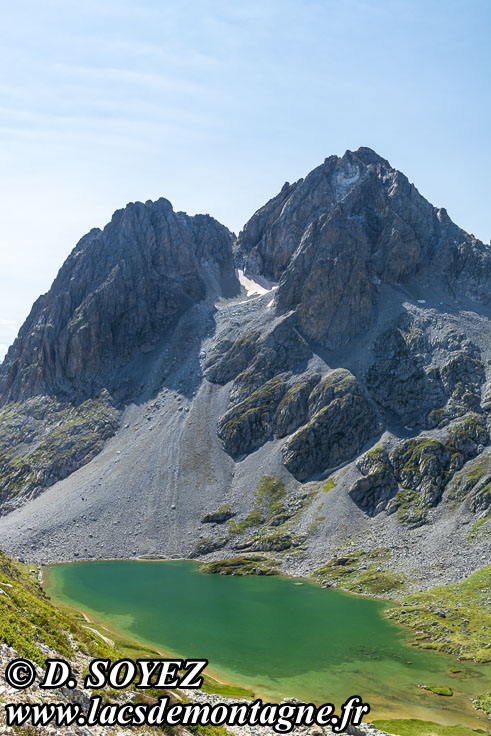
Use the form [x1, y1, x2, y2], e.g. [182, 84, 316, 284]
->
[45, 560, 490, 728]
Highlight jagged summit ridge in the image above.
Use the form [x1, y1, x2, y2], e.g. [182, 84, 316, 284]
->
[2, 147, 490, 403]
[237, 147, 490, 349]
[235, 148, 408, 280]
[0, 197, 238, 403]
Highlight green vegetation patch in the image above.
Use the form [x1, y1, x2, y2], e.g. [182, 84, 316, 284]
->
[472, 692, 491, 716]
[394, 487, 429, 526]
[229, 476, 287, 533]
[447, 459, 487, 508]
[198, 556, 279, 576]
[391, 436, 446, 478]
[310, 548, 402, 596]
[421, 684, 453, 696]
[363, 442, 388, 468]
[0, 551, 119, 665]
[239, 528, 299, 553]
[372, 719, 487, 736]
[255, 475, 286, 515]
[323, 476, 337, 493]
[385, 567, 491, 662]
[229, 507, 264, 533]
[468, 514, 490, 542]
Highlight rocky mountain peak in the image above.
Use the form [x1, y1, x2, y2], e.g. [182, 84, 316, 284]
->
[2, 149, 490, 406]
[234, 147, 397, 282]
[237, 148, 490, 349]
[0, 198, 238, 403]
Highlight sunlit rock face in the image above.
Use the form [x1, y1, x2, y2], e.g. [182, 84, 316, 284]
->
[237, 147, 490, 349]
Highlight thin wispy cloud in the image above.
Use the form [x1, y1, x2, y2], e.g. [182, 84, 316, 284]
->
[50, 63, 204, 96]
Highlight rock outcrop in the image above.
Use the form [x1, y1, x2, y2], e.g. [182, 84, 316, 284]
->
[282, 372, 380, 480]
[0, 198, 239, 509]
[206, 317, 311, 403]
[349, 414, 489, 525]
[274, 374, 320, 438]
[217, 374, 289, 457]
[0, 393, 119, 512]
[349, 444, 397, 516]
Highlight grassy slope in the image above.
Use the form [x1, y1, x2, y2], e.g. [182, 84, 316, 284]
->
[385, 567, 491, 663]
[310, 547, 405, 596]
[309, 546, 490, 666]
[372, 720, 488, 736]
[0, 550, 243, 736]
[0, 550, 118, 664]
[377, 568, 491, 736]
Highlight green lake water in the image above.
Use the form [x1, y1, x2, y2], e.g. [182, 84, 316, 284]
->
[45, 560, 490, 728]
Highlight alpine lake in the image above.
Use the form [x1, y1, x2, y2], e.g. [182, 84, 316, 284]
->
[44, 560, 490, 731]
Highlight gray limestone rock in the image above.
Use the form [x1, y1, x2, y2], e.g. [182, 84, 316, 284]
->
[217, 374, 289, 457]
[1, 198, 238, 402]
[237, 147, 490, 350]
[282, 376, 379, 480]
[274, 374, 320, 438]
[366, 317, 441, 426]
[349, 445, 397, 516]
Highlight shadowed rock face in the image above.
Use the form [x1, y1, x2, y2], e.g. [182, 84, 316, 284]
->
[0, 198, 238, 402]
[237, 147, 491, 349]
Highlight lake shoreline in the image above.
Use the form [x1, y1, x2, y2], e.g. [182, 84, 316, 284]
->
[41, 554, 400, 602]
[42, 559, 490, 730]
[41, 555, 491, 667]
[43, 564, 252, 697]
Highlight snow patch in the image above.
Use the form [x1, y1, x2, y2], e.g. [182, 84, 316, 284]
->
[236, 269, 278, 296]
[334, 164, 360, 199]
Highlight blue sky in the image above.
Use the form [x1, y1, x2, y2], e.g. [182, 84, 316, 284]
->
[1, 0, 490, 359]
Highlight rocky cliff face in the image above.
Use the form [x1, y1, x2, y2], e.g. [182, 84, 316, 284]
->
[0, 149, 489, 593]
[236, 147, 490, 348]
[0, 198, 238, 403]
